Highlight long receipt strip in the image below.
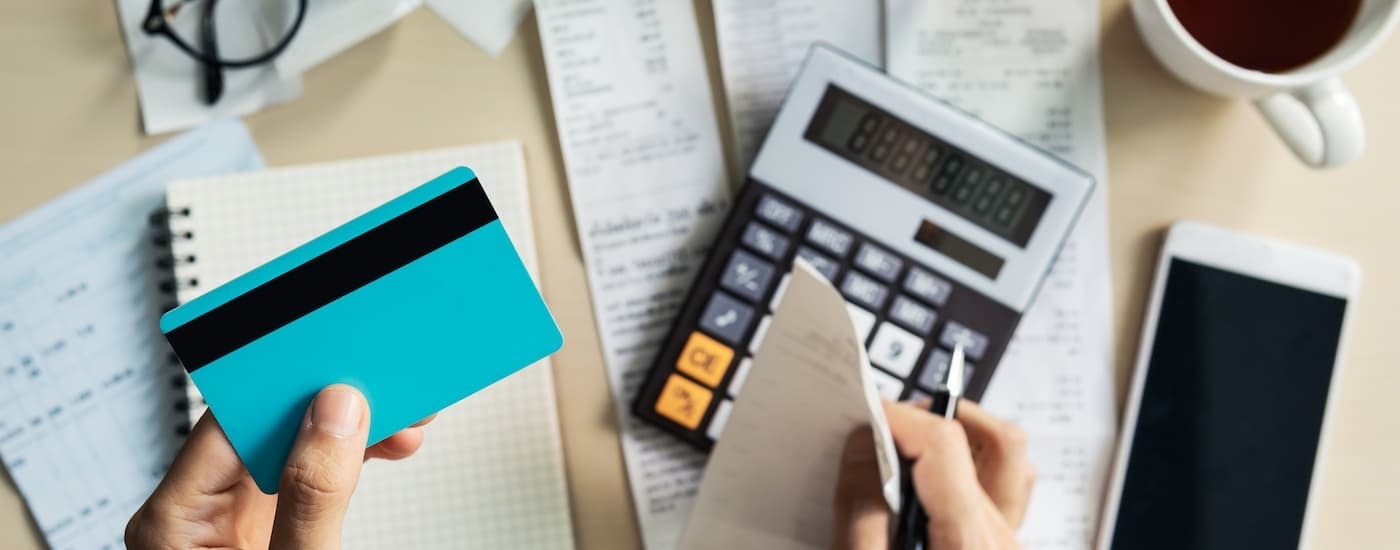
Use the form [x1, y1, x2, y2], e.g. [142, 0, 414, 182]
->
[0, 121, 262, 549]
[679, 261, 901, 550]
[711, 0, 882, 173]
[887, 1, 1119, 548]
[535, 1, 732, 548]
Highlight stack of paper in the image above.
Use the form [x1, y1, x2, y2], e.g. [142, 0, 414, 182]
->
[115, 0, 419, 135]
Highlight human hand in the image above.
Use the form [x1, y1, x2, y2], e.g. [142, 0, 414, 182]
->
[126, 384, 433, 549]
[832, 400, 1034, 549]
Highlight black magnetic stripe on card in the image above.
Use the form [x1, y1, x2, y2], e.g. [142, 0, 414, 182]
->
[167, 179, 498, 372]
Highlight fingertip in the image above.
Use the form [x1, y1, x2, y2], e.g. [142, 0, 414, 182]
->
[367, 428, 425, 461]
[308, 385, 369, 440]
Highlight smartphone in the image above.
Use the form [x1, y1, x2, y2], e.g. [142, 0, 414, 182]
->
[1096, 221, 1360, 550]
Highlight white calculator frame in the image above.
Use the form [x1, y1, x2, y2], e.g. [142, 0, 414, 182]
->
[750, 45, 1094, 313]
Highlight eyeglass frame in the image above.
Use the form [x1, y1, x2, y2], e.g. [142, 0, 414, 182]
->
[141, 0, 310, 69]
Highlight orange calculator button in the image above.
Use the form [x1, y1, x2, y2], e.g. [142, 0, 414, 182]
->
[675, 331, 734, 387]
[654, 374, 714, 430]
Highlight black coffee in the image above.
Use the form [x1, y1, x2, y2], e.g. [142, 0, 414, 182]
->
[1167, 0, 1362, 73]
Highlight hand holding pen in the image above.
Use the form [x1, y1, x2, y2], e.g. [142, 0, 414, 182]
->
[831, 342, 1037, 549]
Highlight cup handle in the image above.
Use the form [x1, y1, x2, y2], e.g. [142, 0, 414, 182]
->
[1254, 78, 1365, 168]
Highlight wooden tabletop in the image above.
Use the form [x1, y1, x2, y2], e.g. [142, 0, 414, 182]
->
[3, 1, 1398, 548]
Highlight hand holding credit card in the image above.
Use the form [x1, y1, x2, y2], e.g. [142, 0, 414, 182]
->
[161, 167, 563, 493]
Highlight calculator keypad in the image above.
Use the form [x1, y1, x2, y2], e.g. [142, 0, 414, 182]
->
[634, 183, 1019, 450]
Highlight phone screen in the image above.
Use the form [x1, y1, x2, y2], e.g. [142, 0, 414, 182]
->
[1108, 258, 1348, 549]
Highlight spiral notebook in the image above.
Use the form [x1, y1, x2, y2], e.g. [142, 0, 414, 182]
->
[159, 142, 576, 549]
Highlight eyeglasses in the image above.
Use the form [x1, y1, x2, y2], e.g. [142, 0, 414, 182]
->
[142, 0, 309, 105]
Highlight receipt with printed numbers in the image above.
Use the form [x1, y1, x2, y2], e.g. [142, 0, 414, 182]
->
[887, 1, 1119, 548]
[535, 0, 733, 548]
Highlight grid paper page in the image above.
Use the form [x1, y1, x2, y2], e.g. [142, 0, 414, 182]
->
[163, 142, 575, 549]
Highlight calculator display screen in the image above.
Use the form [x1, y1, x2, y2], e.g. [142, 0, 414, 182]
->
[804, 86, 1051, 248]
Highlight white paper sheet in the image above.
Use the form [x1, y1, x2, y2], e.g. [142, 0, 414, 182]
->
[711, 0, 882, 173]
[0, 121, 263, 550]
[887, 2, 1117, 548]
[427, 0, 532, 56]
[115, 0, 302, 135]
[274, 0, 421, 78]
[535, 1, 732, 548]
[678, 262, 900, 550]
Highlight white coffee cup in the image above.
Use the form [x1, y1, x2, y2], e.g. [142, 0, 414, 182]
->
[1132, 0, 1400, 168]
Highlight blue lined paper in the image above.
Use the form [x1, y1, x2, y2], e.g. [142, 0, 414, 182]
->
[0, 120, 262, 550]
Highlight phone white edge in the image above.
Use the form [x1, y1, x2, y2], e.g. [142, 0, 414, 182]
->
[1094, 220, 1362, 550]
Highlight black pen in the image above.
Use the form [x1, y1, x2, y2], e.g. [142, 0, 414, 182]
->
[893, 341, 965, 550]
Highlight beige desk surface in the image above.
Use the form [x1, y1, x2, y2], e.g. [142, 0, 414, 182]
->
[3, 2, 1398, 548]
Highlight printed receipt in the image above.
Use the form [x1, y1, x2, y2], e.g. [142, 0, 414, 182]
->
[679, 261, 900, 550]
[711, 0, 882, 173]
[535, 1, 731, 548]
[887, 1, 1118, 549]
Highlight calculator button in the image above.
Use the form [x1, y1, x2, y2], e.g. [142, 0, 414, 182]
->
[796, 246, 841, 281]
[869, 323, 924, 378]
[720, 250, 777, 303]
[841, 271, 889, 312]
[699, 292, 756, 346]
[908, 388, 934, 403]
[846, 304, 877, 342]
[749, 316, 773, 355]
[741, 222, 791, 261]
[806, 220, 854, 258]
[769, 274, 791, 310]
[869, 367, 905, 401]
[728, 358, 753, 397]
[655, 374, 713, 430]
[918, 349, 975, 391]
[706, 399, 735, 440]
[889, 295, 938, 335]
[675, 332, 734, 388]
[756, 195, 804, 233]
[939, 321, 989, 361]
[854, 243, 903, 283]
[904, 267, 952, 306]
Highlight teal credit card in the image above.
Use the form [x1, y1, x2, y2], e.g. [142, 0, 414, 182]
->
[160, 167, 562, 493]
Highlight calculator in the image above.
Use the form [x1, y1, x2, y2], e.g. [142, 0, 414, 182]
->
[632, 45, 1095, 450]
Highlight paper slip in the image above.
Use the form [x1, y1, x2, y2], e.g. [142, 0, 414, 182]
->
[712, 0, 882, 174]
[115, 0, 301, 135]
[0, 120, 263, 549]
[678, 261, 901, 550]
[535, 0, 732, 548]
[428, 0, 532, 57]
[887, 1, 1118, 548]
[274, 0, 422, 78]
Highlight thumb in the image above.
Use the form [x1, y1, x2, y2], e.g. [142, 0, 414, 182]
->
[269, 385, 370, 549]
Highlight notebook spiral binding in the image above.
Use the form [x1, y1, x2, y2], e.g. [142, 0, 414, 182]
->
[149, 206, 200, 436]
